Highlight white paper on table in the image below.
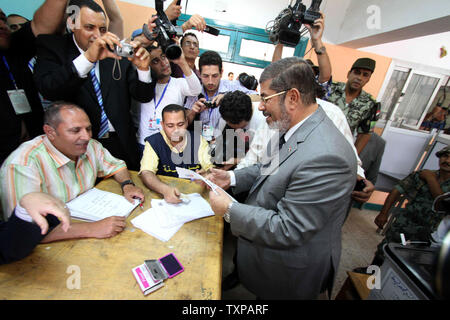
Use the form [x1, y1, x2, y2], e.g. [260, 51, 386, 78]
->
[67, 188, 139, 222]
[151, 193, 214, 228]
[131, 207, 183, 242]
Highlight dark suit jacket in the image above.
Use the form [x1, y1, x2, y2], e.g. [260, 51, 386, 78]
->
[230, 106, 357, 299]
[0, 211, 59, 265]
[33, 33, 153, 169]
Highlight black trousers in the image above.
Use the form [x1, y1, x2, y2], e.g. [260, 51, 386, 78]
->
[0, 212, 60, 265]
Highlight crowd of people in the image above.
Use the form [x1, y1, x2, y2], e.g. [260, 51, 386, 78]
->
[0, 0, 447, 300]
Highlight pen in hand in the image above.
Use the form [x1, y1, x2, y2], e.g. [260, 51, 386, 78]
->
[133, 196, 144, 211]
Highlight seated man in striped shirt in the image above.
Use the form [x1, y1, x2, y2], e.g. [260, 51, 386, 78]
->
[139, 104, 213, 204]
[0, 101, 144, 243]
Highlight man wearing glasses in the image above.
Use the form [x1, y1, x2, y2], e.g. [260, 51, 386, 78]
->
[206, 57, 357, 299]
[171, 32, 201, 80]
[6, 14, 29, 32]
[185, 51, 257, 141]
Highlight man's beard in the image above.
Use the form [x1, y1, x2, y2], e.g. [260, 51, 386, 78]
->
[268, 101, 291, 134]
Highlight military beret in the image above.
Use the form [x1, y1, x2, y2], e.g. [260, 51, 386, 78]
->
[351, 58, 376, 73]
[436, 145, 450, 158]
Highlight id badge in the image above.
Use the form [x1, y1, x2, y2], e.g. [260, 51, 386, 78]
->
[7, 89, 32, 115]
[202, 124, 214, 141]
[149, 118, 161, 130]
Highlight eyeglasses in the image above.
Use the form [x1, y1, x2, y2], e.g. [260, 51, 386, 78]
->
[9, 23, 26, 31]
[259, 90, 289, 104]
[182, 41, 199, 48]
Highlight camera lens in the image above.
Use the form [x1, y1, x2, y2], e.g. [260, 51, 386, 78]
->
[165, 44, 182, 60]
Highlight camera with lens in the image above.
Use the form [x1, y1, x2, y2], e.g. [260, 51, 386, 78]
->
[267, 0, 322, 47]
[238, 73, 258, 91]
[115, 40, 134, 58]
[141, 0, 220, 60]
[141, 0, 183, 60]
[203, 101, 218, 109]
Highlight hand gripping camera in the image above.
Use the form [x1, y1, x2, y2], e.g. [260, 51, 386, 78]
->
[142, 0, 184, 60]
[141, 0, 220, 60]
[267, 0, 322, 47]
[115, 40, 134, 58]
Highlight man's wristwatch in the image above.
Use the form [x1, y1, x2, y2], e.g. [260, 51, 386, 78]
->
[314, 46, 326, 55]
[223, 202, 233, 223]
[120, 179, 135, 191]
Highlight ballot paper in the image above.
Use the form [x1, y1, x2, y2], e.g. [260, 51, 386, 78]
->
[131, 193, 215, 241]
[151, 193, 214, 228]
[67, 188, 139, 222]
[131, 207, 183, 242]
[175, 167, 237, 202]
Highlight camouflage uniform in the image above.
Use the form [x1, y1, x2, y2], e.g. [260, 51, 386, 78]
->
[325, 82, 379, 135]
[374, 170, 450, 262]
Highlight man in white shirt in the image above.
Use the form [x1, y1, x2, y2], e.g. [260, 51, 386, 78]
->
[137, 45, 202, 152]
[237, 97, 365, 177]
[184, 51, 257, 141]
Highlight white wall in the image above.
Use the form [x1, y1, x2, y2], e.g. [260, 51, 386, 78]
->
[330, 0, 450, 45]
[360, 31, 450, 72]
[120, 0, 292, 30]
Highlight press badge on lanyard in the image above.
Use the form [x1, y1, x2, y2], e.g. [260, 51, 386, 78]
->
[201, 91, 217, 141]
[149, 118, 161, 130]
[150, 79, 170, 131]
[202, 123, 214, 141]
[2, 56, 32, 114]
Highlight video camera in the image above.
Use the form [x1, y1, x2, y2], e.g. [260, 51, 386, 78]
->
[267, 0, 322, 47]
[142, 0, 220, 60]
[142, 0, 183, 60]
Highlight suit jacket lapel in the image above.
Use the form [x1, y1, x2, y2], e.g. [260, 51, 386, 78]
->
[248, 106, 327, 195]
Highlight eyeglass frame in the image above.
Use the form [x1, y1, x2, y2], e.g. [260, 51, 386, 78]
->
[259, 89, 290, 104]
[8, 22, 27, 31]
[182, 40, 199, 48]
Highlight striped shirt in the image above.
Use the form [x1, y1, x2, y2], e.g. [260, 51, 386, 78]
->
[0, 135, 127, 219]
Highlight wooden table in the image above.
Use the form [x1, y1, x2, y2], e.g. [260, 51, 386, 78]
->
[0, 173, 224, 299]
[335, 271, 371, 300]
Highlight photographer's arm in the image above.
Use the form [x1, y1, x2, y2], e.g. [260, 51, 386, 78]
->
[102, 0, 124, 39]
[182, 14, 206, 32]
[272, 43, 283, 62]
[305, 13, 331, 84]
[31, 0, 67, 36]
[165, 0, 182, 22]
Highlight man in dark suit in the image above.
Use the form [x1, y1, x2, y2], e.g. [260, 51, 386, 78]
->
[207, 57, 357, 299]
[34, 0, 153, 170]
[0, 1, 68, 166]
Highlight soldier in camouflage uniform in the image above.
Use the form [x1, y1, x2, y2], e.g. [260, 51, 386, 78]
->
[369, 145, 450, 265]
[325, 58, 380, 154]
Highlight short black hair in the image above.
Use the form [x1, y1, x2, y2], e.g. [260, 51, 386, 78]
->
[199, 51, 222, 73]
[162, 104, 187, 121]
[219, 91, 252, 125]
[180, 32, 198, 47]
[68, 0, 105, 20]
[7, 14, 29, 21]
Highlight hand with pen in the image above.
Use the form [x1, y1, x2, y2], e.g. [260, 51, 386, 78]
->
[122, 183, 145, 205]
